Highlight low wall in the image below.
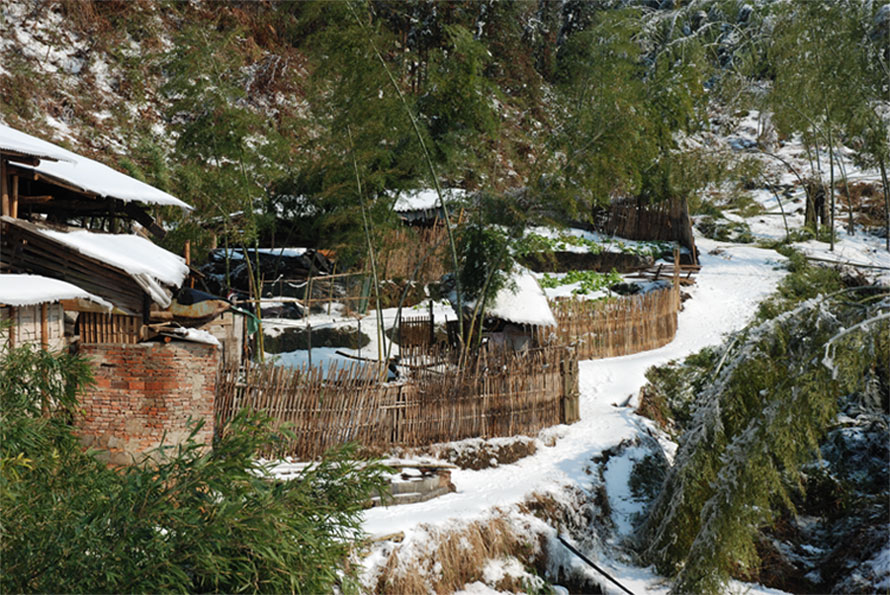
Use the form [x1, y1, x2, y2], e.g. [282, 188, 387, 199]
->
[77, 341, 218, 465]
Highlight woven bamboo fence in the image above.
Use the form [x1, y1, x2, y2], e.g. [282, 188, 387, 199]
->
[379, 224, 449, 283]
[543, 285, 680, 360]
[595, 197, 698, 264]
[215, 347, 577, 459]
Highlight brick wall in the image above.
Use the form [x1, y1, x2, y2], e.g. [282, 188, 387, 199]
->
[77, 341, 219, 465]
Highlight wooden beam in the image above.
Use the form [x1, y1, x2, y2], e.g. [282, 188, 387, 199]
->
[8, 306, 15, 348]
[3, 163, 38, 181]
[1, 153, 41, 166]
[124, 203, 166, 239]
[40, 302, 48, 349]
[1, 158, 8, 217]
[16, 195, 54, 204]
[11, 175, 19, 219]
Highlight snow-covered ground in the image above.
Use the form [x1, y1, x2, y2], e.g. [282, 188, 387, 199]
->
[262, 109, 890, 592]
[740, 187, 890, 285]
[360, 237, 789, 593]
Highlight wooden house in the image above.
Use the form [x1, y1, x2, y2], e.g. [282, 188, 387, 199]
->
[0, 125, 231, 464]
[0, 124, 238, 346]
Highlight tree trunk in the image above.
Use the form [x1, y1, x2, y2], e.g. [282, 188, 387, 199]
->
[880, 156, 890, 252]
[832, 144, 855, 235]
[828, 137, 835, 251]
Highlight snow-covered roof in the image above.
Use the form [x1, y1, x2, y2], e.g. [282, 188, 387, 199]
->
[0, 274, 112, 310]
[0, 129, 74, 163]
[449, 266, 556, 327]
[0, 124, 191, 210]
[486, 266, 557, 327]
[29, 225, 189, 308]
[159, 327, 221, 347]
[393, 188, 466, 213]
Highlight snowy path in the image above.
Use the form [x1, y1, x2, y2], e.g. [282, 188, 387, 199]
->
[363, 239, 787, 539]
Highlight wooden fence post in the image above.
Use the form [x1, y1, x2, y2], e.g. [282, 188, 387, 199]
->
[560, 355, 580, 424]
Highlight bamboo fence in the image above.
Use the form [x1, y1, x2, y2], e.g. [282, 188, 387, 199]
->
[399, 315, 435, 349]
[397, 286, 682, 363]
[215, 347, 576, 459]
[595, 197, 698, 264]
[543, 285, 680, 360]
[379, 224, 449, 283]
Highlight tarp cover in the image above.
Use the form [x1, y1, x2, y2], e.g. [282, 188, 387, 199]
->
[0, 124, 191, 209]
[0, 274, 112, 309]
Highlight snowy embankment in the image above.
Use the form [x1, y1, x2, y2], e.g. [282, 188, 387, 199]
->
[361, 237, 788, 593]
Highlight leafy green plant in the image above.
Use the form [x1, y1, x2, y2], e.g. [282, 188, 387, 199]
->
[516, 232, 669, 260]
[1, 343, 387, 594]
[539, 269, 623, 295]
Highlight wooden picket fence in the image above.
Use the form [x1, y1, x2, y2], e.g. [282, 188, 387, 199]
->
[400, 314, 435, 348]
[215, 347, 578, 459]
[543, 285, 680, 360]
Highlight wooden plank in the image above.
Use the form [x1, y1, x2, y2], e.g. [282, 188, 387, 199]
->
[8, 306, 15, 348]
[11, 175, 19, 219]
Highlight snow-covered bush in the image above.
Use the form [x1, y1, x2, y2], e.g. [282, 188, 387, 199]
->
[639, 268, 889, 593]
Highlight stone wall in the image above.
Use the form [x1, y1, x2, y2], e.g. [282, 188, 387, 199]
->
[1, 303, 66, 351]
[77, 341, 218, 465]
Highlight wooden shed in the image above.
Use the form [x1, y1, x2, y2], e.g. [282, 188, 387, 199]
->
[448, 266, 557, 352]
[392, 188, 467, 226]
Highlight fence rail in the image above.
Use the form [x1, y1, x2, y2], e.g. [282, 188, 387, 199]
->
[215, 347, 578, 460]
